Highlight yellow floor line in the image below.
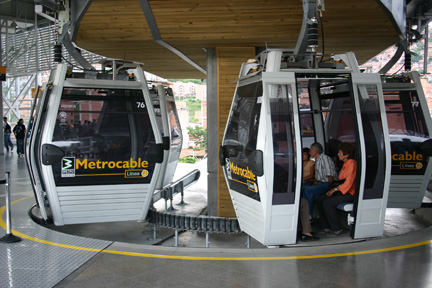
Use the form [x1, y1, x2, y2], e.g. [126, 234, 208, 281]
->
[1, 197, 431, 261]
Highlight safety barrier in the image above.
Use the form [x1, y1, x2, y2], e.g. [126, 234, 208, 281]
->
[0, 172, 21, 243]
[152, 169, 201, 211]
[146, 209, 247, 248]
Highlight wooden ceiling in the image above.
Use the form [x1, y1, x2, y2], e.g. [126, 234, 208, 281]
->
[75, 0, 400, 79]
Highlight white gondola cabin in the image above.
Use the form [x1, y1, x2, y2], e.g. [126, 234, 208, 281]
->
[220, 50, 432, 245]
[27, 61, 179, 225]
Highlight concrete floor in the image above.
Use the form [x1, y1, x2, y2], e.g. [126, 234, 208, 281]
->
[42, 158, 431, 249]
[2, 153, 432, 288]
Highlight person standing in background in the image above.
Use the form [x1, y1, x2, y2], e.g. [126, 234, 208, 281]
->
[13, 119, 26, 157]
[3, 117, 14, 152]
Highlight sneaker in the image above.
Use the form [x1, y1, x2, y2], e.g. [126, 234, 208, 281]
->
[326, 230, 343, 237]
[317, 228, 331, 234]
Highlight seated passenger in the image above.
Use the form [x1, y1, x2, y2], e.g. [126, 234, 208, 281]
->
[302, 142, 338, 218]
[317, 142, 357, 236]
[302, 148, 315, 186]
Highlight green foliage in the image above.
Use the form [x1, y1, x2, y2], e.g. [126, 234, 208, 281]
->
[411, 41, 425, 63]
[179, 156, 197, 163]
[169, 79, 206, 84]
[187, 126, 207, 152]
[411, 52, 423, 63]
[178, 97, 202, 122]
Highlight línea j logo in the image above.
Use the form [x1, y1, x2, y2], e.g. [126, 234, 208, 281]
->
[61, 157, 76, 178]
[62, 157, 75, 170]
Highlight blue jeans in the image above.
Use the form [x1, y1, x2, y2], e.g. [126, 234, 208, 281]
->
[4, 133, 13, 151]
[16, 139, 24, 155]
[302, 181, 329, 217]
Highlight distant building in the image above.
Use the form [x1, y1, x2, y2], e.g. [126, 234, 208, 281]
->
[194, 99, 207, 129]
[195, 84, 206, 100]
[173, 81, 197, 98]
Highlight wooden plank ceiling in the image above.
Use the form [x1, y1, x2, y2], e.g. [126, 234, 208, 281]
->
[75, 0, 400, 79]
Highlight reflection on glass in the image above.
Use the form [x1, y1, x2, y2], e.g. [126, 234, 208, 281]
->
[358, 85, 386, 199]
[384, 90, 430, 175]
[223, 81, 262, 200]
[52, 87, 156, 186]
[167, 101, 182, 161]
[271, 84, 296, 205]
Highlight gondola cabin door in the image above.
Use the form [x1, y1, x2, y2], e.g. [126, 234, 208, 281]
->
[351, 73, 391, 238]
[33, 64, 163, 225]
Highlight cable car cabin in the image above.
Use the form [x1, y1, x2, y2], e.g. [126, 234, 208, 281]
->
[27, 62, 166, 225]
[382, 72, 432, 209]
[148, 84, 183, 190]
[220, 50, 392, 245]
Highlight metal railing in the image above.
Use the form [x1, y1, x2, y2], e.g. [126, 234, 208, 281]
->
[0, 172, 21, 243]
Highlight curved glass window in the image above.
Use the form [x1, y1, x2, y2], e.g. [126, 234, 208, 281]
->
[223, 81, 263, 200]
[271, 84, 297, 205]
[167, 101, 182, 158]
[358, 85, 386, 199]
[51, 87, 156, 186]
[384, 90, 430, 175]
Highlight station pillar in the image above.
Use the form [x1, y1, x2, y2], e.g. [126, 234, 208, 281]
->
[206, 47, 255, 217]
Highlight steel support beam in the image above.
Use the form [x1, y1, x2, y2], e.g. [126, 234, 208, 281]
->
[294, 0, 317, 56]
[206, 48, 217, 216]
[425, 23, 429, 73]
[139, 0, 206, 76]
[4, 74, 35, 119]
[378, 41, 407, 74]
[69, 0, 93, 41]
[0, 18, 4, 155]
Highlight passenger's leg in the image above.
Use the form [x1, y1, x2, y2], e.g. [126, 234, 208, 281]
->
[302, 186, 314, 216]
[300, 199, 312, 235]
[303, 182, 328, 217]
[317, 193, 331, 229]
[301, 182, 311, 197]
[322, 193, 354, 232]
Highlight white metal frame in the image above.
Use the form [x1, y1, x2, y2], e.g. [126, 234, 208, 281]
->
[34, 64, 161, 225]
[351, 73, 391, 238]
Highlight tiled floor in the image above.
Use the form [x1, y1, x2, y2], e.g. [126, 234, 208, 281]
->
[1, 153, 432, 288]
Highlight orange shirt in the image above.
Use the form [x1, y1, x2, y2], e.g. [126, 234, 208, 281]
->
[338, 159, 357, 196]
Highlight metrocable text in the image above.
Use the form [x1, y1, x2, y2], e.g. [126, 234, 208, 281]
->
[76, 158, 148, 169]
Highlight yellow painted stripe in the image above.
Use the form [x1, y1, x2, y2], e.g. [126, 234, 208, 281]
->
[1, 197, 432, 261]
[75, 173, 124, 177]
[232, 179, 247, 185]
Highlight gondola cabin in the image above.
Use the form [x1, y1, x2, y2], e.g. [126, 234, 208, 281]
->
[220, 49, 432, 246]
[381, 72, 432, 208]
[27, 61, 168, 225]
